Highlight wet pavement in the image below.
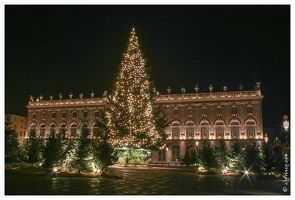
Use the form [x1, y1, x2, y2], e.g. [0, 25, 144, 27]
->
[5, 166, 290, 195]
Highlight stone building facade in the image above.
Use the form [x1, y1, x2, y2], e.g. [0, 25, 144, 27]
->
[25, 82, 264, 165]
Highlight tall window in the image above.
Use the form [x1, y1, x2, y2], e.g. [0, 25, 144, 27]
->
[40, 124, 46, 136]
[246, 121, 255, 137]
[231, 121, 240, 138]
[172, 145, 180, 161]
[186, 122, 194, 139]
[51, 112, 56, 119]
[173, 109, 179, 117]
[32, 113, 36, 119]
[201, 122, 209, 139]
[158, 150, 166, 161]
[172, 123, 180, 139]
[94, 111, 99, 118]
[71, 124, 77, 137]
[215, 122, 224, 139]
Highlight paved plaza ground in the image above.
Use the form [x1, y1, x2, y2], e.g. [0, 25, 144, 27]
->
[5, 166, 290, 195]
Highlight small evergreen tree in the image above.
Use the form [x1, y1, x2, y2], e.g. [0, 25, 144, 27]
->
[23, 129, 42, 166]
[41, 127, 68, 170]
[272, 138, 285, 174]
[214, 139, 229, 172]
[92, 111, 117, 175]
[228, 140, 244, 173]
[5, 115, 23, 167]
[261, 142, 274, 174]
[243, 142, 263, 174]
[198, 140, 217, 172]
[70, 118, 93, 174]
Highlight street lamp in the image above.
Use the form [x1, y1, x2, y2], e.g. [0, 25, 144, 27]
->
[196, 140, 199, 152]
[264, 133, 268, 143]
[282, 115, 290, 132]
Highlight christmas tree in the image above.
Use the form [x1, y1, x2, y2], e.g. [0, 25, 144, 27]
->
[106, 28, 167, 149]
[69, 118, 93, 174]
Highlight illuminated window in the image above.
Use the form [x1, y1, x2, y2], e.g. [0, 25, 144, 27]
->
[158, 150, 166, 161]
[215, 122, 224, 139]
[201, 122, 209, 139]
[246, 121, 255, 137]
[186, 122, 195, 139]
[71, 124, 77, 137]
[172, 145, 180, 161]
[171, 123, 180, 139]
[231, 122, 240, 138]
[40, 124, 46, 136]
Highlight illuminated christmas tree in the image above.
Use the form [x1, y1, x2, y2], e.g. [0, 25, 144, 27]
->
[106, 28, 167, 149]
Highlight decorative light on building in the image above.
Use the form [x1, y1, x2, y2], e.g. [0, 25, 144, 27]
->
[195, 85, 199, 93]
[223, 85, 228, 92]
[239, 83, 243, 90]
[167, 87, 171, 94]
[181, 87, 186, 94]
[209, 84, 214, 92]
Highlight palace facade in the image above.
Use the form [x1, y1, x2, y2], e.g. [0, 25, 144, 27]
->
[25, 82, 264, 165]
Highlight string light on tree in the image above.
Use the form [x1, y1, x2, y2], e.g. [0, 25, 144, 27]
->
[105, 28, 167, 149]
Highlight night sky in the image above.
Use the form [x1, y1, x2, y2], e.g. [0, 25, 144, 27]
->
[5, 5, 290, 129]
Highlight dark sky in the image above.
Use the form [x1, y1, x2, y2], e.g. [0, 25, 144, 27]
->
[5, 5, 290, 128]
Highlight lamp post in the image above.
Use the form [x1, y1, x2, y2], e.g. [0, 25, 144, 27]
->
[264, 133, 268, 143]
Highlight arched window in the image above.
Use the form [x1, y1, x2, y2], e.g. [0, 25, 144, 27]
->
[186, 145, 195, 158]
[71, 124, 77, 137]
[231, 121, 240, 138]
[40, 124, 46, 137]
[200, 121, 209, 139]
[185, 122, 195, 139]
[246, 121, 256, 137]
[171, 122, 180, 139]
[215, 122, 224, 139]
[172, 145, 180, 161]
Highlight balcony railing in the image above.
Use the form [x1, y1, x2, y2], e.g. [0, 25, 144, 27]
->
[155, 90, 260, 101]
[28, 98, 106, 107]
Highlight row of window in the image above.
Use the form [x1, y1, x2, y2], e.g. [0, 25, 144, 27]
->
[169, 120, 256, 139]
[168, 106, 253, 117]
[32, 111, 100, 120]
